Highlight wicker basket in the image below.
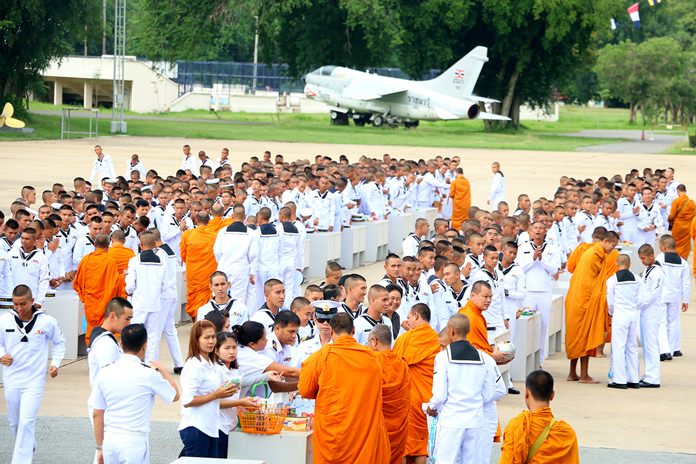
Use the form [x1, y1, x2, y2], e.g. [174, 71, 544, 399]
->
[237, 405, 290, 435]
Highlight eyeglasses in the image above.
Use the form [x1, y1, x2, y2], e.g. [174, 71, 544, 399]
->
[316, 318, 332, 324]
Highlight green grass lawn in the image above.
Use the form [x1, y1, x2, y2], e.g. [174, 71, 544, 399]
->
[1, 104, 675, 152]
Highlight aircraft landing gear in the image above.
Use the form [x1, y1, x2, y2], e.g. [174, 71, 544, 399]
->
[351, 113, 370, 126]
[371, 114, 385, 127]
[404, 120, 420, 129]
[330, 111, 349, 125]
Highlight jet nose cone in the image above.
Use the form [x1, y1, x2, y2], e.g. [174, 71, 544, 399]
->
[304, 84, 317, 99]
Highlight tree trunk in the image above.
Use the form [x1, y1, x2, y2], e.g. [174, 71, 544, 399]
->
[629, 102, 637, 124]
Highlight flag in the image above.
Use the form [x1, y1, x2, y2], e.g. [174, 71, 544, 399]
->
[627, 3, 640, 28]
[610, 18, 617, 30]
[647, 0, 661, 6]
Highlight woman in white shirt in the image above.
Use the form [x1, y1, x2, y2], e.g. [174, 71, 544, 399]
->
[215, 331, 281, 458]
[178, 320, 237, 458]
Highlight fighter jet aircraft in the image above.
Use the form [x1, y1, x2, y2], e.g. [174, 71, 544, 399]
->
[304, 46, 509, 127]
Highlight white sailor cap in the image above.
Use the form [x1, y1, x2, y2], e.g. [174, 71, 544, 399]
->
[311, 300, 341, 318]
[299, 207, 313, 218]
[141, 185, 153, 192]
[206, 178, 220, 186]
[104, 178, 118, 184]
[50, 202, 63, 210]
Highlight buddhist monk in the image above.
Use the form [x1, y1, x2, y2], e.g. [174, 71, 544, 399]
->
[299, 313, 391, 464]
[180, 207, 227, 318]
[393, 303, 440, 464]
[500, 370, 578, 463]
[668, 184, 696, 259]
[107, 229, 135, 274]
[458, 281, 509, 364]
[565, 230, 618, 383]
[369, 324, 411, 464]
[73, 233, 125, 344]
[449, 167, 471, 230]
[566, 226, 606, 274]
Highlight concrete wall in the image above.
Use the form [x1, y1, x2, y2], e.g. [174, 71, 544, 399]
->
[42, 56, 178, 113]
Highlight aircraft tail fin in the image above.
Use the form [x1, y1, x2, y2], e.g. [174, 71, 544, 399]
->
[423, 46, 488, 98]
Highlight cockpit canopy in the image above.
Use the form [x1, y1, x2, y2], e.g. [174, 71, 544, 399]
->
[309, 66, 338, 77]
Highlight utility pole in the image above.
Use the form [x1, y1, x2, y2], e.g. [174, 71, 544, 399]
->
[252, 13, 259, 95]
[102, 0, 107, 55]
[111, 0, 127, 133]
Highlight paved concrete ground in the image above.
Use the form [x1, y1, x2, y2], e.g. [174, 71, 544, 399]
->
[31, 109, 272, 126]
[0, 136, 695, 461]
[561, 129, 686, 154]
[1, 417, 694, 464]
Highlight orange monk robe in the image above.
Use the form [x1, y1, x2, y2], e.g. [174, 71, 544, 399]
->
[692, 217, 696, 274]
[669, 195, 696, 259]
[393, 323, 440, 457]
[565, 242, 608, 359]
[449, 175, 472, 230]
[458, 300, 492, 353]
[566, 242, 592, 274]
[601, 250, 619, 343]
[500, 407, 579, 464]
[73, 248, 125, 344]
[377, 350, 411, 464]
[299, 335, 391, 464]
[107, 243, 135, 294]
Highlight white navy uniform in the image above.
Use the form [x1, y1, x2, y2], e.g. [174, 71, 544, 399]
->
[417, 171, 448, 208]
[479, 351, 507, 464]
[180, 154, 199, 173]
[253, 223, 283, 308]
[546, 221, 567, 257]
[489, 172, 505, 210]
[89, 154, 116, 186]
[214, 221, 258, 307]
[593, 213, 618, 233]
[573, 210, 595, 244]
[338, 302, 366, 321]
[309, 190, 336, 231]
[112, 224, 140, 254]
[427, 341, 495, 464]
[0, 235, 14, 253]
[656, 252, 690, 355]
[607, 269, 640, 385]
[160, 214, 185, 261]
[402, 232, 421, 257]
[617, 196, 638, 242]
[250, 304, 280, 331]
[499, 262, 526, 339]
[0, 308, 65, 464]
[88, 328, 122, 387]
[464, 268, 505, 330]
[125, 250, 167, 362]
[7, 247, 50, 307]
[353, 313, 393, 345]
[362, 181, 387, 219]
[72, 233, 96, 269]
[433, 281, 467, 326]
[635, 201, 662, 247]
[463, 253, 483, 281]
[516, 241, 561, 361]
[293, 336, 326, 369]
[259, 330, 295, 366]
[91, 354, 176, 464]
[278, 222, 303, 301]
[0, 249, 12, 301]
[561, 216, 578, 254]
[638, 262, 664, 385]
[154, 245, 184, 369]
[243, 195, 263, 218]
[197, 298, 249, 327]
[126, 160, 147, 179]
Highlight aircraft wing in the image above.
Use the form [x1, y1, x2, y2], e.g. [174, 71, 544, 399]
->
[472, 96, 500, 104]
[478, 112, 511, 121]
[433, 106, 460, 120]
[342, 80, 408, 101]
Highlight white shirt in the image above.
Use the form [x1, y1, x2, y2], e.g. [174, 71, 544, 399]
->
[89, 154, 116, 185]
[90, 354, 176, 435]
[428, 341, 494, 428]
[72, 234, 96, 268]
[7, 247, 50, 306]
[617, 196, 638, 241]
[278, 222, 303, 271]
[465, 268, 505, 328]
[656, 252, 691, 304]
[197, 298, 249, 327]
[181, 155, 199, 173]
[250, 306, 280, 331]
[638, 263, 664, 310]
[573, 210, 595, 244]
[160, 213, 185, 260]
[125, 250, 167, 314]
[353, 313, 393, 345]
[154, 245, 178, 300]
[243, 195, 264, 218]
[606, 270, 640, 317]
[217, 364, 242, 433]
[214, 221, 258, 277]
[499, 262, 526, 320]
[88, 329, 122, 387]
[0, 309, 65, 388]
[236, 346, 274, 397]
[516, 241, 561, 292]
[309, 190, 336, 230]
[112, 224, 140, 254]
[490, 172, 505, 208]
[254, 223, 282, 274]
[259, 330, 295, 365]
[126, 160, 147, 179]
[402, 233, 421, 258]
[178, 355, 222, 437]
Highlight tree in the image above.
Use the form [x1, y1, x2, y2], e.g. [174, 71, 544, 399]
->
[397, 0, 618, 127]
[0, 0, 98, 112]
